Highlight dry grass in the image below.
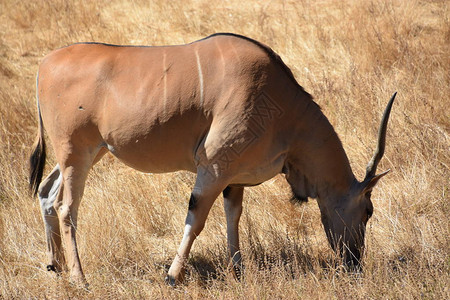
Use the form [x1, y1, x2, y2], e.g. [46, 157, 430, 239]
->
[0, 0, 448, 298]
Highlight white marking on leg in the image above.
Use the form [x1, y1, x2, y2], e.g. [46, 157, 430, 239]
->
[195, 50, 204, 106]
[167, 212, 195, 281]
[182, 210, 195, 242]
[39, 165, 62, 214]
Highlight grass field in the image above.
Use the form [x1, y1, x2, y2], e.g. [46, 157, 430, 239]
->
[0, 0, 448, 298]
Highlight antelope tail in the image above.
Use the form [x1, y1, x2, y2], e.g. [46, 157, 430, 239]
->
[29, 73, 46, 196]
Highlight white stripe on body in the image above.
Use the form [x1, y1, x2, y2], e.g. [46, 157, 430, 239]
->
[195, 50, 204, 106]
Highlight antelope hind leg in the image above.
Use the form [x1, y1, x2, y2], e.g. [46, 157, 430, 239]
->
[38, 164, 65, 273]
[223, 186, 244, 280]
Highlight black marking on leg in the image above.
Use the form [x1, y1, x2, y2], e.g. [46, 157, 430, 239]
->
[47, 264, 57, 272]
[223, 186, 232, 198]
[188, 193, 197, 210]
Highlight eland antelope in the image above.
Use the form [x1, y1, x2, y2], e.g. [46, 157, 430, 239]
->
[29, 33, 395, 285]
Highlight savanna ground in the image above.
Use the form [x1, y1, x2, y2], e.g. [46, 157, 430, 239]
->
[0, 0, 448, 299]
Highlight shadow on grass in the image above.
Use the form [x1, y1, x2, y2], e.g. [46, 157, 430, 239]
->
[158, 247, 340, 288]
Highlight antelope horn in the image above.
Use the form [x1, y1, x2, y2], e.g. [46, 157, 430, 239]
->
[365, 92, 397, 179]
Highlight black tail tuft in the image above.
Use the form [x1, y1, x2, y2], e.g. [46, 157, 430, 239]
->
[29, 135, 46, 196]
[29, 74, 46, 196]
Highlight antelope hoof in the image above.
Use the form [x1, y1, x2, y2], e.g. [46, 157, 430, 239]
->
[46, 264, 64, 277]
[165, 270, 185, 286]
[70, 278, 90, 290]
[165, 274, 185, 286]
[46, 264, 57, 272]
[232, 265, 243, 281]
[165, 275, 178, 287]
[69, 273, 89, 290]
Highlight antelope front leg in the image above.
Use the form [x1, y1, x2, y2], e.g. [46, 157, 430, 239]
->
[223, 186, 244, 279]
[166, 183, 223, 285]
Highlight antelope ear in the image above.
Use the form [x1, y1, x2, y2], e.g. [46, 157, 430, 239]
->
[362, 169, 390, 194]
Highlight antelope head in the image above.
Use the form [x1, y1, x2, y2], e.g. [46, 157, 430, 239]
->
[319, 93, 397, 268]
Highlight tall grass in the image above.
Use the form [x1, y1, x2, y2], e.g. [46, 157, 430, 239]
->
[0, 0, 448, 298]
